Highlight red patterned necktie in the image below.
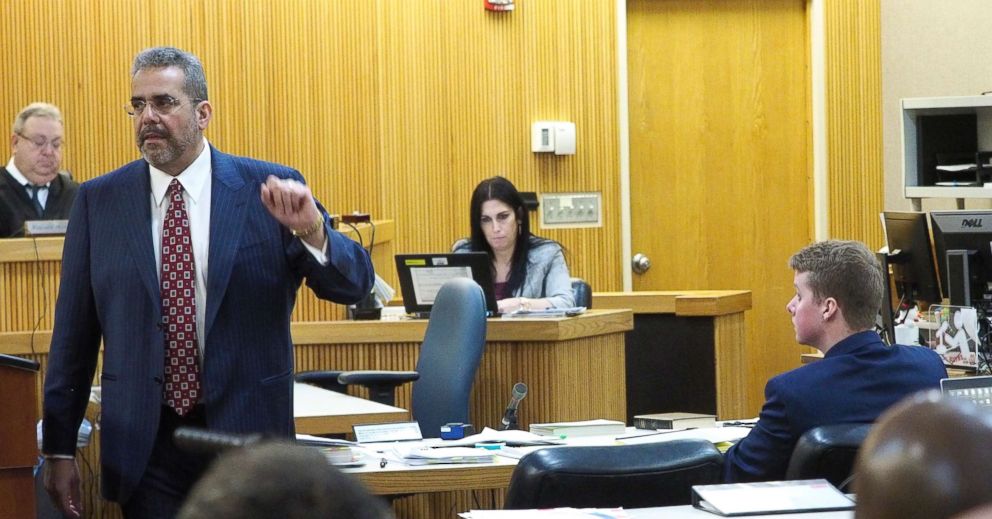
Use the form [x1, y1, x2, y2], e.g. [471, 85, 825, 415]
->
[161, 179, 201, 415]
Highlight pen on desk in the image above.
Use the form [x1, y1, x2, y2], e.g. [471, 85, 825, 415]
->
[615, 428, 696, 440]
[379, 458, 388, 468]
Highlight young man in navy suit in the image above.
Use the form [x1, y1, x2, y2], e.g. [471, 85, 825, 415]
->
[722, 239, 947, 483]
[41, 47, 374, 518]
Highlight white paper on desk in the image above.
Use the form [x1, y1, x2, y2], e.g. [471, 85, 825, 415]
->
[432, 427, 564, 448]
[461, 508, 630, 518]
[392, 445, 495, 465]
[296, 434, 356, 447]
[502, 307, 586, 319]
[617, 426, 752, 445]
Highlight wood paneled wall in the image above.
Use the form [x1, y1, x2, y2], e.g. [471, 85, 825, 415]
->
[626, 0, 811, 416]
[0, 0, 622, 292]
[824, 0, 884, 246]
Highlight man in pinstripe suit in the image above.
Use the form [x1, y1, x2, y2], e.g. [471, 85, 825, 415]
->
[41, 46, 373, 518]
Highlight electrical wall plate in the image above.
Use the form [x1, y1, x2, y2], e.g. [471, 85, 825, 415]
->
[539, 192, 602, 228]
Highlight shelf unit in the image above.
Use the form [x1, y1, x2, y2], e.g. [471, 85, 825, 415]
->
[902, 95, 992, 210]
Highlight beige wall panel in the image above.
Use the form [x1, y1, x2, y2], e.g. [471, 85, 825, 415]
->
[880, 0, 992, 212]
[626, 0, 810, 414]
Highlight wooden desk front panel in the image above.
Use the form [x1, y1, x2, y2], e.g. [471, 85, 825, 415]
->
[295, 331, 628, 432]
[0, 257, 61, 332]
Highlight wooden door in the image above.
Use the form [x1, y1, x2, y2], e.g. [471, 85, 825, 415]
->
[627, 0, 812, 415]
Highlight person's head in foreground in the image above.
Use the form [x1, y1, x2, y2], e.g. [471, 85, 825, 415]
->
[178, 441, 394, 519]
[855, 390, 992, 519]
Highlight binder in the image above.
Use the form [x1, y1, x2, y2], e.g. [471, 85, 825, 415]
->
[691, 479, 854, 516]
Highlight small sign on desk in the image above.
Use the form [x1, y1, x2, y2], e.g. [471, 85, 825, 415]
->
[24, 219, 68, 236]
[354, 421, 422, 443]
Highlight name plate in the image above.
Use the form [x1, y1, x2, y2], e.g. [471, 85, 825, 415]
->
[353, 421, 423, 443]
[24, 219, 68, 236]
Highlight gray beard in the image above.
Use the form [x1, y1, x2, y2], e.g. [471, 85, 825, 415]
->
[138, 119, 200, 169]
[144, 134, 197, 167]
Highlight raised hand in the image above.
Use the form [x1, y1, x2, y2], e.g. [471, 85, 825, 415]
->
[260, 175, 326, 247]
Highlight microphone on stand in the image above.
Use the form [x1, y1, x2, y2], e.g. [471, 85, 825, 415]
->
[500, 382, 528, 431]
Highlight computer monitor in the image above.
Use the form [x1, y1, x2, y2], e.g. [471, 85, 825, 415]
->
[394, 252, 500, 317]
[929, 210, 992, 311]
[882, 211, 942, 306]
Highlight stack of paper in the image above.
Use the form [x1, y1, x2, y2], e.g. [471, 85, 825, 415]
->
[529, 419, 626, 438]
[431, 427, 565, 448]
[502, 307, 586, 319]
[460, 509, 630, 518]
[393, 446, 495, 465]
[296, 434, 356, 448]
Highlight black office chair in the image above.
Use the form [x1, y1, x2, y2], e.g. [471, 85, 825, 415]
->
[503, 439, 724, 509]
[302, 278, 488, 438]
[785, 423, 872, 490]
[570, 277, 592, 308]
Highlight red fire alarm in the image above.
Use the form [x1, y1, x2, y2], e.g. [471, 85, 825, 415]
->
[484, 0, 514, 12]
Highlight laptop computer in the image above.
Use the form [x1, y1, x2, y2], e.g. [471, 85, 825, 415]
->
[394, 252, 499, 318]
[940, 375, 992, 407]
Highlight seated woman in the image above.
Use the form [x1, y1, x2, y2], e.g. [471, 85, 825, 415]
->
[453, 176, 574, 313]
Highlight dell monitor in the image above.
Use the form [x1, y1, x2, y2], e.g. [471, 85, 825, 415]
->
[882, 211, 942, 306]
[929, 210, 992, 311]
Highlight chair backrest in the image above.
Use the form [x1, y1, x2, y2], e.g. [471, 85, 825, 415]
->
[503, 439, 724, 509]
[786, 423, 873, 489]
[570, 277, 592, 308]
[411, 277, 488, 438]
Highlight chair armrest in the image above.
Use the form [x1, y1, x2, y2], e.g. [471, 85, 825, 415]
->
[338, 370, 420, 385]
[337, 370, 420, 406]
[295, 370, 347, 394]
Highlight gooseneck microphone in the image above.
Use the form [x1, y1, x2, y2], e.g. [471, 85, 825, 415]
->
[500, 382, 528, 430]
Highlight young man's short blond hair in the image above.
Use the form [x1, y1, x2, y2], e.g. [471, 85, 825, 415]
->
[789, 240, 883, 331]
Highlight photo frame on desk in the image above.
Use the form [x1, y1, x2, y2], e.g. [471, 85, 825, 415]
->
[923, 305, 980, 371]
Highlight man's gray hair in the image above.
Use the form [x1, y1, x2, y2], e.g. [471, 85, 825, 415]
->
[12, 102, 63, 135]
[131, 47, 208, 101]
[789, 239, 884, 331]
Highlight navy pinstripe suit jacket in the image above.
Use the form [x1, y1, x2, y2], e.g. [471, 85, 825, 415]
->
[42, 147, 373, 502]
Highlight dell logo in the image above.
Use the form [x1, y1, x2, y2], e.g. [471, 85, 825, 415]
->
[962, 218, 984, 228]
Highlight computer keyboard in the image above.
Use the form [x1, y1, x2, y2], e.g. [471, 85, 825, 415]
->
[940, 376, 992, 407]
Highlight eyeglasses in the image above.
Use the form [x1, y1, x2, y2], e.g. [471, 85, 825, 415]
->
[124, 95, 203, 118]
[16, 132, 63, 151]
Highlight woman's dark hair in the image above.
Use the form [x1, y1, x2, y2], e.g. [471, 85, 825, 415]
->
[468, 176, 547, 295]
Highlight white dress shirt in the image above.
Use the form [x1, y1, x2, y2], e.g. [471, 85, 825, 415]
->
[149, 142, 213, 354]
[149, 139, 329, 356]
[6, 158, 50, 208]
